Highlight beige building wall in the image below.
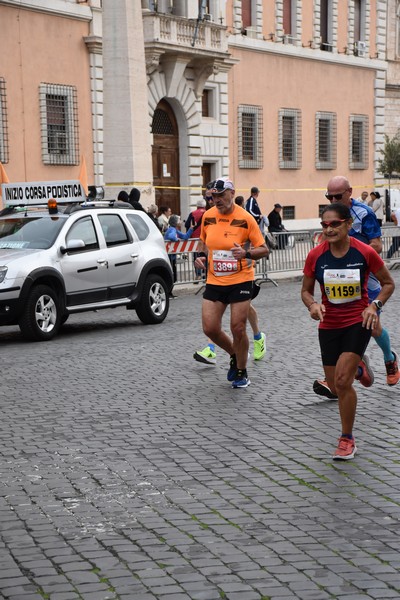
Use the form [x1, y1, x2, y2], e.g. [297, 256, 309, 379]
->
[0, 1, 95, 184]
[226, 0, 386, 225]
[385, 0, 400, 139]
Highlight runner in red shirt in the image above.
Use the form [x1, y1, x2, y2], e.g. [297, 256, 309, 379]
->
[301, 203, 394, 460]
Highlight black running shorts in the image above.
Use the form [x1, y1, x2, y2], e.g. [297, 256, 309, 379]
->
[203, 281, 254, 304]
[318, 322, 372, 367]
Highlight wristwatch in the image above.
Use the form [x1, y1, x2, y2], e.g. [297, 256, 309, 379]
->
[245, 251, 252, 259]
[372, 299, 383, 310]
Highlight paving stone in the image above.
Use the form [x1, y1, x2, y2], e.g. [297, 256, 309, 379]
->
[2, 283, 400, 599]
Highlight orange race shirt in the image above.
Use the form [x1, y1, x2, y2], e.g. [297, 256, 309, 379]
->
[200, 204, 265, 286]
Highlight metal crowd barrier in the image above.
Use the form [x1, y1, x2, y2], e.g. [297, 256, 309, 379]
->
[166, 226, 400, 287]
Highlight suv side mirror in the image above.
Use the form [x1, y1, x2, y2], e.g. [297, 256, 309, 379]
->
[60, 239, 86, 254]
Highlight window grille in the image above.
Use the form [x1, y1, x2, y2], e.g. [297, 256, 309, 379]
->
[315, 111, 337, 169]
[279, 108, 301, 169]
[349, 114, 368, 169]
[152, 108, 174, 135]
[40, 83, 79, 165]
[238, 105, 263, 169]
[283, 205, 295, 219]
[0, 78, 9, 163]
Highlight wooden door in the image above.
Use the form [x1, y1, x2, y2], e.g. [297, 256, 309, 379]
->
[152, 100, 180, 216]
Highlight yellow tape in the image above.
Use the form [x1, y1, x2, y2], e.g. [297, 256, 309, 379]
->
[105, 183, 396, 192]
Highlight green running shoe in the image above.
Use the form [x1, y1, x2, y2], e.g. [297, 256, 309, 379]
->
[253, 332, 266, 361]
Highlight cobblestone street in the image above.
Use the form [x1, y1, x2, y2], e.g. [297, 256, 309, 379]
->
[1, 273, 400, 600]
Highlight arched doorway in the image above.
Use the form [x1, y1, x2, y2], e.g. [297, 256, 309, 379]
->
[151, 100, 180, 216]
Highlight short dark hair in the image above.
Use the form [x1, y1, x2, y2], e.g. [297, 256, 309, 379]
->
[235, 195, 245, 206]
[159, 205, 169, 214]
[251, 186, 259, 195]
[322, 202, 351, 220]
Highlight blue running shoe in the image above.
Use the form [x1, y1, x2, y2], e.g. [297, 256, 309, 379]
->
[227, 354, 238, 382]
[232, 369, 251, 388]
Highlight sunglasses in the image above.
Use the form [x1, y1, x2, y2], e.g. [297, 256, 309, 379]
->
[324, 191, 347, 201]
[320, 219, 347, 229]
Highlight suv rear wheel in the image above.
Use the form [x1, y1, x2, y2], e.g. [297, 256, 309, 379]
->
[19, 285, 61, 341]
[135, 274, 169, 324]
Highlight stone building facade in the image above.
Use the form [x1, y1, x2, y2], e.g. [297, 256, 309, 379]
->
[1, 1, 399, 223]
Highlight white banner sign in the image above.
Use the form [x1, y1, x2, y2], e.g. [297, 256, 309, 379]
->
[1, 180, 86, 204]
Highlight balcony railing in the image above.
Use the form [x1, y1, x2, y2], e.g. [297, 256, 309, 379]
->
[143, 12, 228, 54]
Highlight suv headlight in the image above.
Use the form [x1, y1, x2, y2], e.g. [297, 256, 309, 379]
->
[0, 267, 8, 283]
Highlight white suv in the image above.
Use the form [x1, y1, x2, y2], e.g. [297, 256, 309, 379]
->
[0, 201, 173, 341]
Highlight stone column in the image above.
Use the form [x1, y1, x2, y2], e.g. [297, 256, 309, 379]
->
[102, 0, 153, 203]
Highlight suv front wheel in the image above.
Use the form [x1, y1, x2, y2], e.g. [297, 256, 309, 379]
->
[19, 284, 61, 341]
[135, 274, 169, 325]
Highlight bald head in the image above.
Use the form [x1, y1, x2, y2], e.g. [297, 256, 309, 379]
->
[326, 176, 352, 207]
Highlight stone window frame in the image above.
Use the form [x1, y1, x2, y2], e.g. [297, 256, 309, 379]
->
[349, 114, 369, 170]
[39, 83, 79, 166]
[238, 104, 263, 169]
[315, 111, 337, 170]
[278, 108, 302, 170]
[0, 78, 9, 164]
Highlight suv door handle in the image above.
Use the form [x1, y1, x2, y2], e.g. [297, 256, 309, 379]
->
[130, 253, 139, 259]
[97, 259, 108, 267]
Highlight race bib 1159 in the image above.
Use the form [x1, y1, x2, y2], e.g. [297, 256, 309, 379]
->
[323, 268, 361, 304]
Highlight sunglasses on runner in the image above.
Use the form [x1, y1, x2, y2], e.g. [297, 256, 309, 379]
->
[325, 191, 347, 200]
[320, 219, 347, 228]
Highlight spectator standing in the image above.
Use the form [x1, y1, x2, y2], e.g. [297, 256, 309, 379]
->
[128, 188, 146, 211]
[268, 203, 288, 249]
[189, 199, 207, 281]
[164, 215, 193, 284]
[147, 204, 162, 232]
[370, 191, 384, 226]
[387, 206, 400, 259]
[245, 186, 262, 225]
[204, 182, 215, 209]
[235, 195, 245, 207]
[115, 191, 132, 208]
[158, 206, 172, 233]
[190, 198, 206, 239]
[356, 191, 369, 204]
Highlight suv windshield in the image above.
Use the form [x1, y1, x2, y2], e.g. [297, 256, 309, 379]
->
[0, 216, 66, 249]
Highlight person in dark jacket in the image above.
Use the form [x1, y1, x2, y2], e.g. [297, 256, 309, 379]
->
[245, 187, 262, 224]
[268, 203, 288, 249]
[128, 188, 145, 211]
[115, 191, 133, 208]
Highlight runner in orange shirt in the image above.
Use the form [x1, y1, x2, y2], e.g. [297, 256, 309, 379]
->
[194, 177, 269, 388]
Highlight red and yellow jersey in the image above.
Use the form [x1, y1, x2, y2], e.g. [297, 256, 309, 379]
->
[200, 205, 265, 286]
[303, 237, 384, 329]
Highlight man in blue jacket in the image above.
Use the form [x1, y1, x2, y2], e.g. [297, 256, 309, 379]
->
[245, 186, 262, 225]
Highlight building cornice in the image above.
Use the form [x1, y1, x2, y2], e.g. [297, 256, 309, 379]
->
[0, 0, 92, 21]
[228, 36, 387, 72]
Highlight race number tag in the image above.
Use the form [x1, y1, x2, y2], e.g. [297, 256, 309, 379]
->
[323, 269, 361, 304]
[212, 250, 238, 276]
